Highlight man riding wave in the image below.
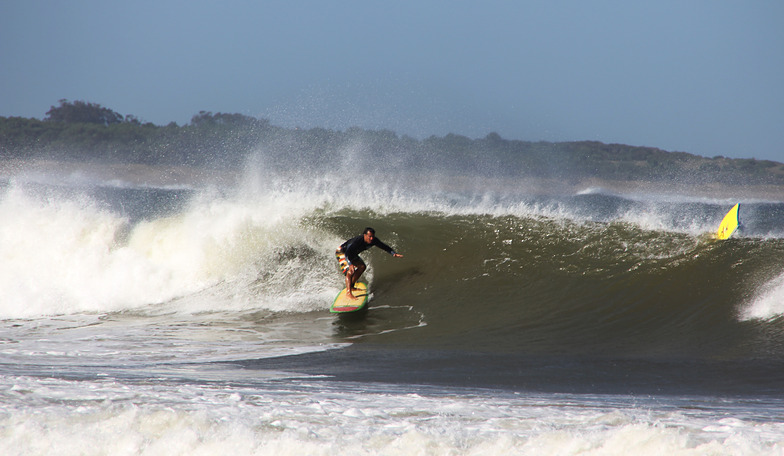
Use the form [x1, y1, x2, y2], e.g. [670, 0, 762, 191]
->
[336, 227, 403, 299]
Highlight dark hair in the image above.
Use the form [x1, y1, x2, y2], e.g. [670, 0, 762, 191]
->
[363, 227, 376, 235]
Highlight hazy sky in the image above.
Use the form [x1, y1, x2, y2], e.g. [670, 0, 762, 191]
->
[2, 1, 783, 161]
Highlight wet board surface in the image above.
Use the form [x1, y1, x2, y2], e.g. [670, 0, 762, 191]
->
[331, 282, 369, 313]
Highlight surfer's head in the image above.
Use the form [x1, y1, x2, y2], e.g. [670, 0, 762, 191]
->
[363, 227, 375, 243]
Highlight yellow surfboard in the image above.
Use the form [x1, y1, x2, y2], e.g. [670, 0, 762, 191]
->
[331, 282, 369, 313]
[716, 203, 740, 240]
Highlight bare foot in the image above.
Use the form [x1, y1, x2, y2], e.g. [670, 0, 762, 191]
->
[347, 292, 357, 300]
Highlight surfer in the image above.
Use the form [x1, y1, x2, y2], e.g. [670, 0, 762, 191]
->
[336, 227, 403, 299]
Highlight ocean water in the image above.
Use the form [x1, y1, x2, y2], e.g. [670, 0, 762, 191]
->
[2, 154, 784, 455]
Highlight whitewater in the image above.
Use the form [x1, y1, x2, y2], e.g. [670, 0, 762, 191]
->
[3, 148, 784, 455]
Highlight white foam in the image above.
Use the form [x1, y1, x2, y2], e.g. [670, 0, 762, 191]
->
[1, 375, 782, 456]
[0, 182, 343, 318]
[741, 272, 784, 320]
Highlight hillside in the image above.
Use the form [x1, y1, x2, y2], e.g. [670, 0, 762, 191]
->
[2, 100, 783, 194]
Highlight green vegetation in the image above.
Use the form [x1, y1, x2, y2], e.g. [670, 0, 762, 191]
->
[2, 99, 783, 185]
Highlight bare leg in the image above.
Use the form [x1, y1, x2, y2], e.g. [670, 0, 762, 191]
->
[351, 263, 366, 289]
[345, 263, 366, 299]
[345, 265, 355, 299]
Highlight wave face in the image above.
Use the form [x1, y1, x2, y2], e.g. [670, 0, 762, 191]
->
[3, 159, 784, 364]
[362, 210, 784, 360]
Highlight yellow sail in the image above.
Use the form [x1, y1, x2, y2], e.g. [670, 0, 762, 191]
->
[716, 203, 739, 240]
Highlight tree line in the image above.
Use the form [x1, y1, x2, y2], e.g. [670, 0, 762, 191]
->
[1, 99, 783, 185]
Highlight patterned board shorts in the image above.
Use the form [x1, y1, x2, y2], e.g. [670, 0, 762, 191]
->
[335, 248, 349, 275]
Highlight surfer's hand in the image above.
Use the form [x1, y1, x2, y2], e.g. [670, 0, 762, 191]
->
[393, 253, 403, 258]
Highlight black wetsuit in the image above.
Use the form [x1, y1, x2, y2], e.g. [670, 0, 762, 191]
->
[340, 235, 396, 265]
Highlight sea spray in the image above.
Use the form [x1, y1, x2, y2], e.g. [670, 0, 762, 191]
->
[0, 182, 342, 318]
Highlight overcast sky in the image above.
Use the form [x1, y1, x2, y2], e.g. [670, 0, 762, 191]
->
[2, 1, 783, 161]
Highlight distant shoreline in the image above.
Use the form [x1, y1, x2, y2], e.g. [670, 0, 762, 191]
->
[2, 158, 783, 202]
